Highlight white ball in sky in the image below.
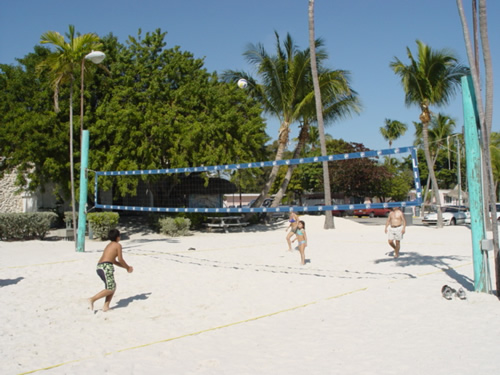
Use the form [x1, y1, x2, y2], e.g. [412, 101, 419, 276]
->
[237, 78, 248, 89]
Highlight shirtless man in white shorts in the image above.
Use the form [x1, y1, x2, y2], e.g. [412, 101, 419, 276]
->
[384, 207, 406, 258]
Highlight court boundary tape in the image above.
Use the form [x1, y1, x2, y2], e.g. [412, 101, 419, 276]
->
[18, 287, 367, 374]
[17, 262, 471, 374]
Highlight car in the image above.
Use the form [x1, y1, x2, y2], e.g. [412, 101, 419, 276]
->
[422, 205, 467, 226]
[465, 203, 500, 224]
[354, 207, 391, 218]
[464, 210, 470, 224]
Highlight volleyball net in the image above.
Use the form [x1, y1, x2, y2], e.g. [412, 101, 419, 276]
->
[93, 146, 422, 214]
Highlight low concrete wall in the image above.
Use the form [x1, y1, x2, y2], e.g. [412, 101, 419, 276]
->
[0, 170, 25, 213]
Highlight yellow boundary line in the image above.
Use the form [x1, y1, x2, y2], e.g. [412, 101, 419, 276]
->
[18, 287, 367, 374]
[113, 287, 368, 353]
[17, 262, 472, 374]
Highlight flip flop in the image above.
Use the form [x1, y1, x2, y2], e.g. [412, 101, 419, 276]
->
[456, 287, 467, 300]
[441, 285, 455, 300]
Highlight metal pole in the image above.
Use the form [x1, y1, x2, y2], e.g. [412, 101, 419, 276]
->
[76, 130, 89, 252]
[461, 75, 489, 292]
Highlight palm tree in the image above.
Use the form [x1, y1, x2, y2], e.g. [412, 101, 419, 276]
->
[272, 67, 360, 216]
[222, 32, 316, 209]
[308, 0, 333, 228]
[380, 119, 407, 148]
[223, 32, 360, 212]
[39, 25, 102, 242]
[414, 114, 456, 160]
[301, 125, 332, 153]
[390, 40, 469, 228]
[413, 113, 456, 204]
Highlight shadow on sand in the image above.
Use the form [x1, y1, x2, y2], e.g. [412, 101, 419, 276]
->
[0, 277, 24, 287]
[112, 292, 152, 310]
[375, 251, 474, 291]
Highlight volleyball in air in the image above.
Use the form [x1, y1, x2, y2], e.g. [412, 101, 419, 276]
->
[237, 78, 248, 89]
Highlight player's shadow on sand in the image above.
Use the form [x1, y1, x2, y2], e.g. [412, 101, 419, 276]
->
[0, 277, 24, 287]
[113, 292, 152, 309]
[375, 252, 474, 291]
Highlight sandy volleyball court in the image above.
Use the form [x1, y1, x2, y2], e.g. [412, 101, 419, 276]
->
[1, 215, 499, 374]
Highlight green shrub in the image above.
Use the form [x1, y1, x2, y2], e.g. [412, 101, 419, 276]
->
[0, 212, 58, 240]
[180, 212, 205, 229]
[87, 212, 120, 240]
[29, 212, 59, 239]
[159, 217, 191, 237]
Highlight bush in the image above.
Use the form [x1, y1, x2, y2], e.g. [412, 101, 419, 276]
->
[29, 212, 59, 239]
[87, 212, 120, 240]
[0, 212, 58, 240]
[159, 217, 191, 237]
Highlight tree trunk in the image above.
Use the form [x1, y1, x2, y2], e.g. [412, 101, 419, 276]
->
[479, 0, 500, 295]
[421, 108, 443, 228]
[251, 121, 290, 209]
[422, 149, 441, 211]
[69, 77, 77, 243]
[309, 0, 334, 229]
[272, 122, 310, 205]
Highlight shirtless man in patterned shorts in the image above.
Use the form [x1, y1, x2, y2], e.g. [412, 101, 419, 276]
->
[89, 229, 133, 311]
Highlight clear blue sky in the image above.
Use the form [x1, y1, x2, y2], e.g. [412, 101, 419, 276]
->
[1, 0, 499, 151]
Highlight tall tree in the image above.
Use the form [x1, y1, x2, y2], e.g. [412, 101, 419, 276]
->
[414, 114, 456, 162]
[327, 140, 392, 200]
[38, 25, 102, 241]
[308, 0, 333, 228]
[272, 68, 360, 214]
[0, 47, 67, 194]
[222, 32, 326, 209]
[390, 40, 469, 228]
[379, 119, 407, 148]
[91, 30, 268, 200]
[222, 32, 360, 213]
[413, 114, 456, 203]
[1, 30, 268, 212]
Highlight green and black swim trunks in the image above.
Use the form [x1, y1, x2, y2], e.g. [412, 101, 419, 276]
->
[96, 262, 116, 290]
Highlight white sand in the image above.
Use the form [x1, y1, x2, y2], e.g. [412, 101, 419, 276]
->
[1, 215, 499, 375]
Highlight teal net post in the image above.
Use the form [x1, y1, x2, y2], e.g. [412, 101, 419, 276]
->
[76, 130, 89, 252]
[461, 75, 489, 292]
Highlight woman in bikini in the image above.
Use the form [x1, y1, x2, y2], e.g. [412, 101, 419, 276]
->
[292, 220, 308, 265]
[285, 212, 299, 251]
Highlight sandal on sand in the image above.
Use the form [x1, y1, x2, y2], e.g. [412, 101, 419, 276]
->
[441, 285, 456, 300]
[456, 287, 467, 300]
